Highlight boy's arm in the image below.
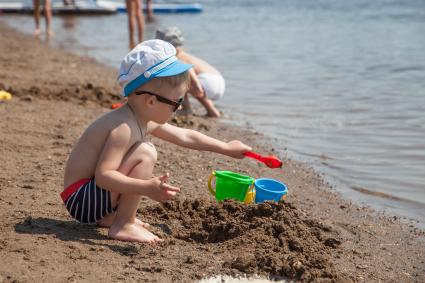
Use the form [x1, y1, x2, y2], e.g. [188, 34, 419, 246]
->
[150, 123, 251, 158]
[94, 124, 180, 201]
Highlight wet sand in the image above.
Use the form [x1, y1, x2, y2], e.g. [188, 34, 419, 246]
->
[0, 23, 424, 282]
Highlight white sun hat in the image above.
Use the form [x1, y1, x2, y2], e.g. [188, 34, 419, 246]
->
[117, 39, 192, 97]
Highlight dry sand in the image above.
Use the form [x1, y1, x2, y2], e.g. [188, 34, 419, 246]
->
[0, 23, 424, 282]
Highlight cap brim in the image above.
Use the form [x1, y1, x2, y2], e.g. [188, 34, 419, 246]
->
[155, 60, 192, 77]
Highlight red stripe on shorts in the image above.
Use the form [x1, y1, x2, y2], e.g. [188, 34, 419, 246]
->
[60, 178, 91, 202]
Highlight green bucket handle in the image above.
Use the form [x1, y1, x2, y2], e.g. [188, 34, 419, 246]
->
[208, 171, 217, 196]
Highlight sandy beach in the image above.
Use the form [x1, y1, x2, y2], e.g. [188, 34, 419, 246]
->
[0, 22, 424, 282]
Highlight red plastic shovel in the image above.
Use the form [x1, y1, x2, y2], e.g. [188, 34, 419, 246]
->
[244, 151, 283, 169]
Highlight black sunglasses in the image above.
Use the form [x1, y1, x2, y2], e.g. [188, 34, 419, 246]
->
[134, 91, 184, 112]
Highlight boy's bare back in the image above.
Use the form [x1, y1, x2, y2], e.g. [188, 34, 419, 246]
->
[64, 105, 143, 189]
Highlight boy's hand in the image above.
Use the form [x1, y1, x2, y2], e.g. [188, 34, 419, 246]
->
[224, 140, 252, 159]
[148, 173, 181, 203]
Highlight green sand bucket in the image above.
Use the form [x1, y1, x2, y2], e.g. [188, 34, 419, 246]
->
[208, 170, 254, 202]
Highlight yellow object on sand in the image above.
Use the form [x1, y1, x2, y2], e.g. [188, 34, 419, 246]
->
[0, 90, 12, 101]
[244, 184, 255, 204]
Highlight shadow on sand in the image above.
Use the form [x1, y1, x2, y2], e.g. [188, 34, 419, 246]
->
[14, 216, 140, 256]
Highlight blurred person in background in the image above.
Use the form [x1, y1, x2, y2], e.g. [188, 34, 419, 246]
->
[156, 27, 225, 117]
[33, 0, 53, 37]
[126, 0, 154, 49]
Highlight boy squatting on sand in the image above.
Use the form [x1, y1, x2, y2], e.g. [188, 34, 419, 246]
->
[60, 39, 251, 243]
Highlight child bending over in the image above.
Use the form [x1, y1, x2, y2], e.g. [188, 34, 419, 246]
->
[156, 27, 225, 117]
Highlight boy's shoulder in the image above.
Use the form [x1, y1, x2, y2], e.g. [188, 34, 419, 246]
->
[89, 107, 134, 134]
[83, 108, 142, 147]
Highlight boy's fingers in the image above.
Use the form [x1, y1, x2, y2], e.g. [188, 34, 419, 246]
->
[162, 184, 180, 193]
[164, 191, 177, 199]
[159, 173, 169, 182]
[158, 174, 169, 191]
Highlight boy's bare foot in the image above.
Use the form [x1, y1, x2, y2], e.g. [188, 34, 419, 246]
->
[108, 222, 162, 243]
[97, 212, 116, 227]
[98, 213, 150, 228]
[34, 28, 41, 36]
[135, 218, 150, 228]
[47, 30, 54, 37]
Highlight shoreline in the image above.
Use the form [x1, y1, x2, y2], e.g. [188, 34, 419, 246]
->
[0, 22, 424, 282]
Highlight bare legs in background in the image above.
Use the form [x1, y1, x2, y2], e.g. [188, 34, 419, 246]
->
[33, 0, 53, 37]
[126, 0, 144, 49]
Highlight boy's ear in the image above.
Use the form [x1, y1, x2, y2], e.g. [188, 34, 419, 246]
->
[146, 95, 156, 108]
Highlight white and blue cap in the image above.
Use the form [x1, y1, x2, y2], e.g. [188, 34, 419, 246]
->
[117, 39, 192, 97]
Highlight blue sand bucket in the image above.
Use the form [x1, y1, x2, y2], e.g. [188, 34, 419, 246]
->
[254, 178, 287, 203]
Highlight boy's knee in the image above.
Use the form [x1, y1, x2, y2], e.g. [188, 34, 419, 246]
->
[137, 142, 157, 164]
[120, 142, 157, 177]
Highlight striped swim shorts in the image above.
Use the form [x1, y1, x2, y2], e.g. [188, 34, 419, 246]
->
[60, 178, 116, 223]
